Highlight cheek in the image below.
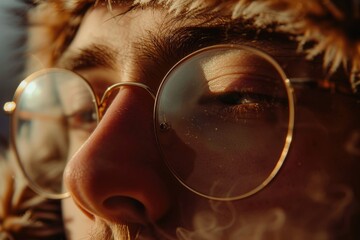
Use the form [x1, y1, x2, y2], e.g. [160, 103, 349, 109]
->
[62, 197, 94, 240]
[178, 114, 359, 234]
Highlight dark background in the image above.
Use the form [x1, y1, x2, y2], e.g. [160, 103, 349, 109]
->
[0, 0, 30, 147]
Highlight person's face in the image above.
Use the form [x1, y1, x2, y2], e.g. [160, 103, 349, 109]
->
[53, 4, 360, 240]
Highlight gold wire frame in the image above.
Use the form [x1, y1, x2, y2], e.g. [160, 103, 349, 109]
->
[154, 44, 295, 201]
[6, 69, 82, 199]
[5, 68, 156, 199]
[4, 44, 295, 201]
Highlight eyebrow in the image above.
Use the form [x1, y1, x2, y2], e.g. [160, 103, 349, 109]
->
[57, 43, 118, 71]
[56, 23, 234, 74]
[135, 20, 247, 64]
[57, 17, 295, 76]
[137, 18, 298, 64]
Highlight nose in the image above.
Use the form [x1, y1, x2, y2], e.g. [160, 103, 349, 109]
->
[63, 86, 173, 223]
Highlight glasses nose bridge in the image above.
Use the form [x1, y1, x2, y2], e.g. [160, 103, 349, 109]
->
[98, 82, 156, 118]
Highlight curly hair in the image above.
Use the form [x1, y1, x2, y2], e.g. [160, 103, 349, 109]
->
[0, 152, 65, 240]
[27, 0, 360, 93]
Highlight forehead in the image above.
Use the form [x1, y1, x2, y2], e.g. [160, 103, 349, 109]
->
[57, 4, 323, 85]
[68, 5, 297, 53]
[69, 6, 169, 50]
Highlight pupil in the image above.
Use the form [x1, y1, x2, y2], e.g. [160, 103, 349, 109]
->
[218, 92, 243, 105]
[80, 110, 96, 123]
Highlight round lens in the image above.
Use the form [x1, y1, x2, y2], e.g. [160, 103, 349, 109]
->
[12, 69, 98, 198]
[155, 45, 294, 200]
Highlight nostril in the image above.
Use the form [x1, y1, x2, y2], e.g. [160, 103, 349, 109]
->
[102, 196, 147, 222]
[103, 196, 145, 211]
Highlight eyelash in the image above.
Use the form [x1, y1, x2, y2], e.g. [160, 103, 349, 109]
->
[65, 107, 97, 132]
[199, 91, 286, 122]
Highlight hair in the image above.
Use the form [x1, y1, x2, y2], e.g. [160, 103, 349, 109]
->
[0, 151, 66, 240]
[27, 0, 360, 93]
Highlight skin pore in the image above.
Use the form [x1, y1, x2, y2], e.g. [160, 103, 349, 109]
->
[52, 3, 360, 240]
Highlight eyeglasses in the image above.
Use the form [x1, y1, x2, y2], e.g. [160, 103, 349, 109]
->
[4, 44, 295, 201]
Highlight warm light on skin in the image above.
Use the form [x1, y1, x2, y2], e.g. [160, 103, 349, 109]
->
[19, 4, 359, 240]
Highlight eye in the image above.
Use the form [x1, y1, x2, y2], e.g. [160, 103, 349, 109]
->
[66, 107, 97, 132]
[196, 89, 287, 124]
[217, 91, 269, 105]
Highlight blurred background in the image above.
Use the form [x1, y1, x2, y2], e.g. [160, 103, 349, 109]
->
[0, 0, 30, 148]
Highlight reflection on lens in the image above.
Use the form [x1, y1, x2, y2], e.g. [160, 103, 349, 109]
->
[12, 69, 98, 198]
[155, 45, 294, 200]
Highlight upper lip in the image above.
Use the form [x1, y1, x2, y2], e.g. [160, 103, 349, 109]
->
[71, 198, 158, 239]
[116, 222, 159, 240]
[99, 208, 160, 240]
